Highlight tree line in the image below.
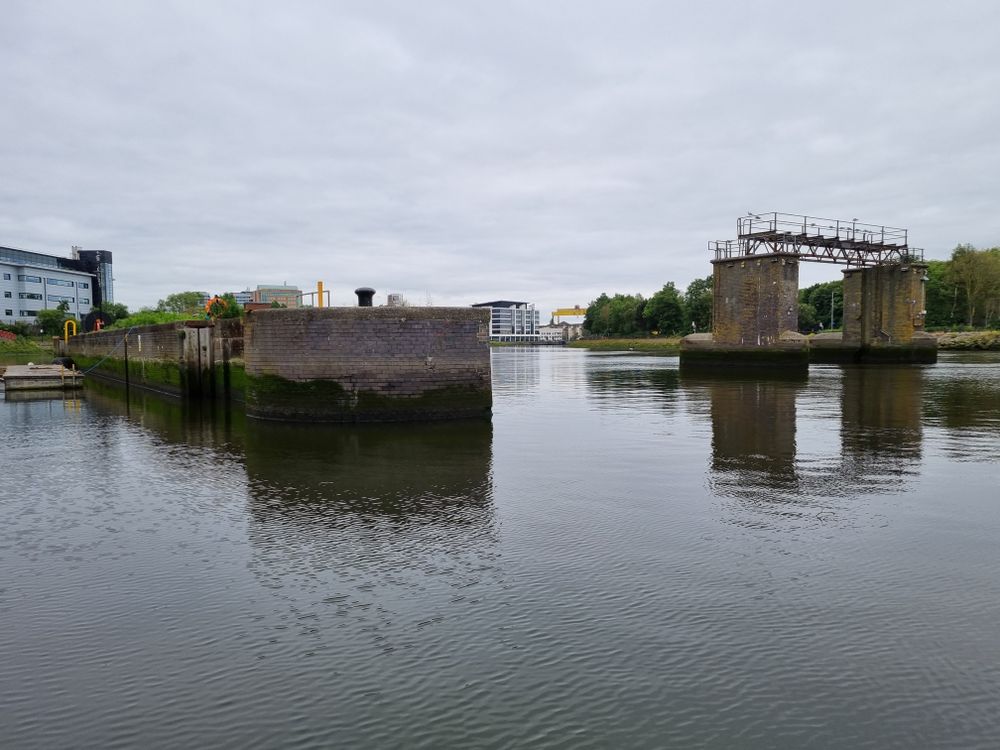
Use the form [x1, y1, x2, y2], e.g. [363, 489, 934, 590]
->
[583, 277, 712, 337]
[583, 244, 1000, 338]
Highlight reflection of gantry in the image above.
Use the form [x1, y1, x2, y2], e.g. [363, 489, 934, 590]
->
[681, 211, 936, 366]
[710, 212, 924, 267]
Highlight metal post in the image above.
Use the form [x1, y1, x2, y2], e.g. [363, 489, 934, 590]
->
[317, 281, 324, 308]
[831, 288, 835, 330]
[123, 332, 130, 392]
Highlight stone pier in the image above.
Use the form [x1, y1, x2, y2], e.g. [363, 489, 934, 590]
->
[244, 307, 492, 422]
[681, 254, 809, 368]
[841, 263, 936, 362]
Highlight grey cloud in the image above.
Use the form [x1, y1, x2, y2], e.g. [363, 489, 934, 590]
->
[2, 0, 999, 315]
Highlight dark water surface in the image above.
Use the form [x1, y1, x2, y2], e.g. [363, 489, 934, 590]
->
[2, 350, 998, 749]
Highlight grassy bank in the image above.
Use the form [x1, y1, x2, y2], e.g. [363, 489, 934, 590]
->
[0, 338, 48, 356]
[568, 337, 682, 354]
[935, 331, 1000, 350]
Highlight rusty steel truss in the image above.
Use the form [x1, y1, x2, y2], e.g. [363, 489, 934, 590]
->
[710, 212, 924, 266]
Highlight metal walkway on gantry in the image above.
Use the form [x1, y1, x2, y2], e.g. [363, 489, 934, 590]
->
[710, 212, 923, 267]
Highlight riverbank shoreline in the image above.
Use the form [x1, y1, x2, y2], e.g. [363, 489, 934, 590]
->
[568, 338, 682, 354]
[567, 331, 999, 354]
[934, 330, 1000, 350]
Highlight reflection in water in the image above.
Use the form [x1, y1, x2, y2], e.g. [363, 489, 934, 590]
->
[689, 367, 931, 521]
[923, 361, 1000, 462]
[489, 347, 540, 396]
[84, 378, 246, 451]
[4, 349, 1000, 748]
[840, 367, 923, 486]
[586, 365, 681, 410]
[244, 419, 494, 521]
[702, 375, 802, 504]
[243, 419, 497, 652]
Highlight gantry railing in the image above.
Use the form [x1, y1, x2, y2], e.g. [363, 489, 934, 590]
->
[710, 212, 923, 266]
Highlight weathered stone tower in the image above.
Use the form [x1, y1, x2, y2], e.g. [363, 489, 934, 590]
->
[681, 212, 937, 367]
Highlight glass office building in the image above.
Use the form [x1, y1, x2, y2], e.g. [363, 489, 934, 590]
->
[472, 300, 540, 343]
[1, 245, 113, 325]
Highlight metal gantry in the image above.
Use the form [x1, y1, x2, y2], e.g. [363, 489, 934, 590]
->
[710, 212, 923, 267]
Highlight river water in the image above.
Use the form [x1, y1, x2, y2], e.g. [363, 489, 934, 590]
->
[1, 349, 998, 749]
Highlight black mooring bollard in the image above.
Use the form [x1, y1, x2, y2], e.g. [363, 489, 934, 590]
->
[355, 287, 375, 307]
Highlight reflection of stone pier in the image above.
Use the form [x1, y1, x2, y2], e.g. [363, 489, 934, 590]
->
[681, 212, 937, 367]
[689, 374, 804, 501]
[840, 366, 923, 471]
[711, 378, 798, 478]
[243, 420, 497, 609]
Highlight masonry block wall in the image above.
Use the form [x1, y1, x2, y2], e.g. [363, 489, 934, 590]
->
[68, 320, 243, 397]
[243, 307, 492, 422]
[71, 322, 183, 362]
[69, 322, 189, 395]
[712, 255, 799, 345]
[842, 264, 927, 347]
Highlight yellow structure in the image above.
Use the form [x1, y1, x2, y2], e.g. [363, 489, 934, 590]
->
[63, 318, 78, 343]
[317, 281, 324, 308]
[553, 306, 586, 321]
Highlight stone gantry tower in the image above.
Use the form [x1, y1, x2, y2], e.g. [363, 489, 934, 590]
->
[681, 212, 936, 366]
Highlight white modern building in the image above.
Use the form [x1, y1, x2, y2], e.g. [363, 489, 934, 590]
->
[1, 245, 112, 326]
[472, 300, 540, 342]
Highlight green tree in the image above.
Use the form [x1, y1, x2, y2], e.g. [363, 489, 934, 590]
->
[924, 259, 962, 328]
[157, 291, 208, 315]
[800, 280, 844, 329]
[99, 302, 130, 323]
[36, 307, 67, 336]
[798, 302, 819, 332]
[683, 276, 713, 332]
[607, 293, 645, 336]
[947, 244, 1000, 326]
[216, 292, 243, 318]
[644, 283, 685, 335]
[584, 293, 611, 336]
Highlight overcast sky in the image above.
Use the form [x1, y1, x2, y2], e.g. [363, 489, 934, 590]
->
[2, 1, 999, 316]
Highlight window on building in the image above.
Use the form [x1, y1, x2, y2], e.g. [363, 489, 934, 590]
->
[18, 292, 42, 300]
[79, 282, 89, 289]
[80, 297, 90, 304]
[19, 310, 37, 317]
[2, 273, 10, 280]
[3, 291, 10, 298]
[46, 278, 75, 287]
[18, 274, 41, 283]
[47, 294, 75, 303]
[4, 309, 11, 316]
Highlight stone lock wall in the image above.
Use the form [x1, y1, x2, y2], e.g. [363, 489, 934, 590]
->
[68, 319, 245, 398]
[69, 322, 190, 395]
[244, 307, 492, 422]
[712, 255, 799, 345]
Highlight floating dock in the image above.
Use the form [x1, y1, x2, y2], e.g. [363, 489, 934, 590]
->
[2, 364, 84, 391]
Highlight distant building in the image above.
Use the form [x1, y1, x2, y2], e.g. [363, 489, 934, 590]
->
[253, 284, 301, 308]
[229, 289, 254, 306]
[538, 324, 565, 344]
[538, 321, 583, 344]
[472, 300, 540, 342]
[386, 293, 405, 307]
[1, 244, 113, 325]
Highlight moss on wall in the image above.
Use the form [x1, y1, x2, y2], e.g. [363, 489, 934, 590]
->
[74, 354, 186, 396]
[246, 372, 491, 422]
